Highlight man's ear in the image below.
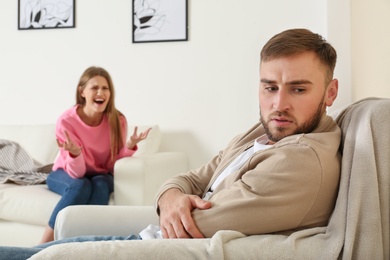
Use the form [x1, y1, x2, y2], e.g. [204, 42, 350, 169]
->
[325, 79, 338, 107]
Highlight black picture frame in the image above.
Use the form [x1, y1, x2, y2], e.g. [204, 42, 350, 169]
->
[18, 0, 76, 30]
[132, 0, 188, 43]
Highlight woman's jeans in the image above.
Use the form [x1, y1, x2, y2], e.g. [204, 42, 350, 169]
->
[0, 235, 140, 260]
[47, 169, 114, 228]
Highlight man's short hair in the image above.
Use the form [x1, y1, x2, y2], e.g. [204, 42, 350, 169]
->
[260, 28, 337, 82]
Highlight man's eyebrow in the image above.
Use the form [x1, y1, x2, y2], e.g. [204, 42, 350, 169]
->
[260, 79, 276, 84]
[260, 79, 313, 85]
[287, 80, 313, 85]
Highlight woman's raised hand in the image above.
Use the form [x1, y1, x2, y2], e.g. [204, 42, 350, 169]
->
[126, 126, 151, 149]
[57, 130, 82, 157]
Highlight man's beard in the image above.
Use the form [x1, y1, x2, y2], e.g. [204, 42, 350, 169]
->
[260, 99, 325, 143]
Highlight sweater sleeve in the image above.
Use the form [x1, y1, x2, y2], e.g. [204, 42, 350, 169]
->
[55, 118, 87, 179]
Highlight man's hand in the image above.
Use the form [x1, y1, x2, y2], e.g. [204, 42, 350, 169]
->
[158, 188, 212, 239]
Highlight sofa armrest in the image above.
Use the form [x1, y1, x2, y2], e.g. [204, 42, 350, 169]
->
[113, 152, 188, 205]
[54, 205, 158, 240]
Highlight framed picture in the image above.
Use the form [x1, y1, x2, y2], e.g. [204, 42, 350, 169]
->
[133, 0, 188, 43]
[18, 0, 75, 30]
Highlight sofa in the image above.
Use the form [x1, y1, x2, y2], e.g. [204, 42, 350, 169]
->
[0, 124, 188, 247]
[28, 97, 390, 259]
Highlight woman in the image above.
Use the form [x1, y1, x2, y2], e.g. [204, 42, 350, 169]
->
[40, 66, 151, 243]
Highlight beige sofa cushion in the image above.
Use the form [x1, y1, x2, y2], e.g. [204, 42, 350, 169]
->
[0, 183, 60, 226]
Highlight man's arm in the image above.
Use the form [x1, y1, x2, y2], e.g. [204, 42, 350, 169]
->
[154, 124, 263, 238]
[154, 147, 228, 238]
[158, 188, 211, 238]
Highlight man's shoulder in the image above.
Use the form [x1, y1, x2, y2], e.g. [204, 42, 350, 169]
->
[303, 115, 341, 147]
[312, 114, 341, 134]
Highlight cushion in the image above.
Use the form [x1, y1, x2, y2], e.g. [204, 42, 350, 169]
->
[0, 125, 58, 165]
[0, 183, 60, 226]
[0, 182, 115, 227]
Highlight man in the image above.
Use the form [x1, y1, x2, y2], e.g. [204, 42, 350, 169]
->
[156, 28, 340, 239]
[0, 28, 341, 258]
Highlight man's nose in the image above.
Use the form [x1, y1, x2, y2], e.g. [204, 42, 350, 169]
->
[273, 91, 290, 111]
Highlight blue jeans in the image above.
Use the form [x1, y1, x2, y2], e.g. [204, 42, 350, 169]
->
[47, 169, 114, 228]
[0, 235, 140, 260]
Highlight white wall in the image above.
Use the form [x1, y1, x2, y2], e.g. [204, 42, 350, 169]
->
[0, 0, 350, 169]
[351, 0, 390, 100]
[327, 0, 352, 109]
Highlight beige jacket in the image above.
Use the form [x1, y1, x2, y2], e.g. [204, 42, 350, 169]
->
[156, 114, 341, 238]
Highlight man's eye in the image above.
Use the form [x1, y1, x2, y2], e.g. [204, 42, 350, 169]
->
[265, 87, 278, 92]
[293, 88, 305, 93]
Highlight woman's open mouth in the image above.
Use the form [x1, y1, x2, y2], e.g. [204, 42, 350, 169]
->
[94, 98, 105, 105]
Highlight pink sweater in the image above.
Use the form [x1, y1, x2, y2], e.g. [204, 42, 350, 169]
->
[53, 106, 137, 178]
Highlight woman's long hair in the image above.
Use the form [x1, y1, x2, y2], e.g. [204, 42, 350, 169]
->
[76, 66, 124, 161]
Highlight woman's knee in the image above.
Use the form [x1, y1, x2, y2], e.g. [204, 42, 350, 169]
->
[91, 174, 113, 192]
[66, 178, 92, 197]
[47, 169, 91, 196]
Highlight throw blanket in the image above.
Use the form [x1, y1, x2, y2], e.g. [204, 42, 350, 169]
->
[0, 139, 53, 185]
[30, 98, 390, 260]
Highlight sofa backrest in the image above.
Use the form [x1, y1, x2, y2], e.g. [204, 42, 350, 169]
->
[327, 97, 390, 258]
[0, 124, 58, 165]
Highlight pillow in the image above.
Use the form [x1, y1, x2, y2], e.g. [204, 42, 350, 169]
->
[0, 125, 58, 165]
